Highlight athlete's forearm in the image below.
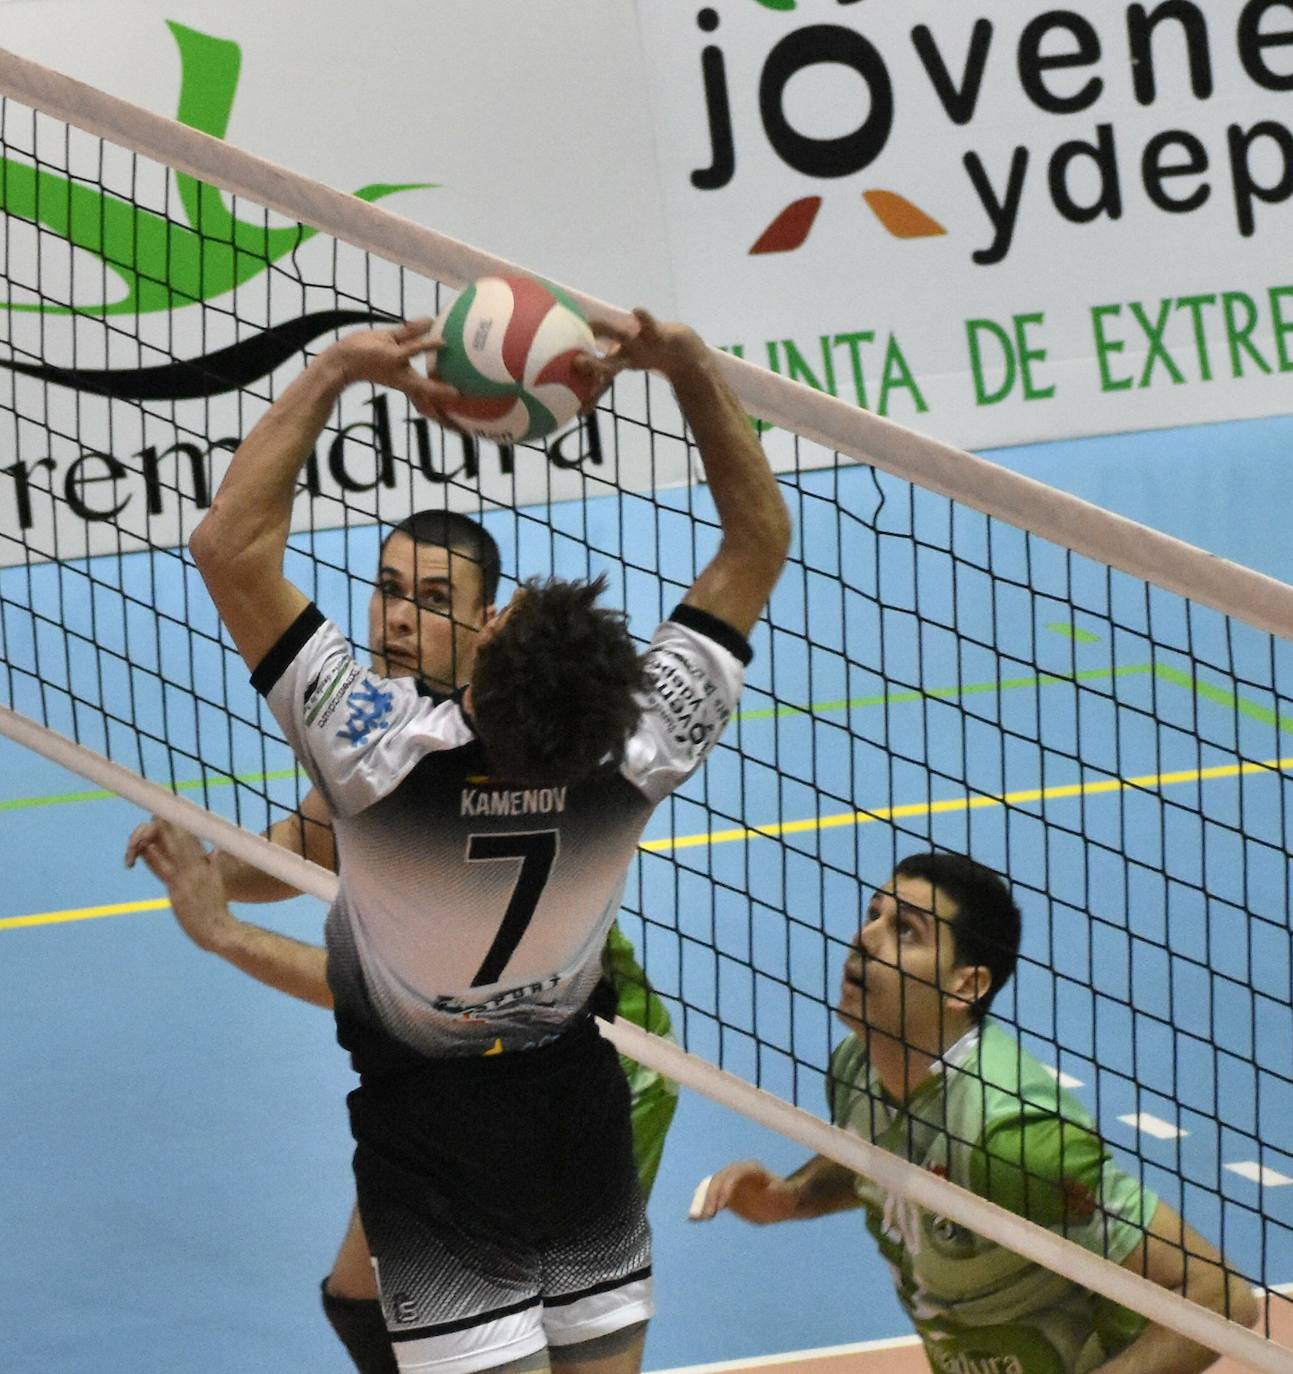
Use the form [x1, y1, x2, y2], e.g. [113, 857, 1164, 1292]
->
[1092, 1276, 1255, 1374]
[1093, 1322, 1220, 1374]
[206, 917, 333, 1009]
[212, 803, 337, 903]
[211, 848, 305, 903]
[668, 347, 790, 567]
[193, 352, 348, 577]
[785, 1156, 863, 1220]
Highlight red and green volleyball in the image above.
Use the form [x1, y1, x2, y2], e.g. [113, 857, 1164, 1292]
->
[430, 276, 598, 442]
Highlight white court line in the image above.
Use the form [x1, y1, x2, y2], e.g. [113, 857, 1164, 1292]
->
[649, 1285, 1293, 1373]
[648, 1331, 922, 1374]
[1228, 1163, 1293, 1187]
[1119, 1112, 1186, 1140]
[1042, 1064, 1085, 1089]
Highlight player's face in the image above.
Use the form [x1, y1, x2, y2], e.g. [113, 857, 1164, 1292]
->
[838, 876, 970, 1054]
[369, 532, 492, 693]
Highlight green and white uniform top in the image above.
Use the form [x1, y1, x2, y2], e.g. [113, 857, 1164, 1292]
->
[828, 1021, 1158, 1374]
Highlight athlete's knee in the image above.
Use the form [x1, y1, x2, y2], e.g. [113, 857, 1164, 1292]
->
[549, 1320, 647, 1372]
[321, 1278, 398, 1374]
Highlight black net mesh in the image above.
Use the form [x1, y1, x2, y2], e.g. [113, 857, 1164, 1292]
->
[2, 98, 1292, 1346]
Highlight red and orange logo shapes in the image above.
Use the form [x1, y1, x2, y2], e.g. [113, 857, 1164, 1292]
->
[693, 4, 946, 256]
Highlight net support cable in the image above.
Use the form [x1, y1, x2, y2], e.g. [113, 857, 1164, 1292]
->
[2, 44, 1293, 641]
[1, 702, 1287, 1374]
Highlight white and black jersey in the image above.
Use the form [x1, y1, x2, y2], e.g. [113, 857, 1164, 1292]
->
[253, 601, 748, 1059]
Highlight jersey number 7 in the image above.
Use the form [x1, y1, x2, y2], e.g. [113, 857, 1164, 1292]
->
[466, 829, 559, 986]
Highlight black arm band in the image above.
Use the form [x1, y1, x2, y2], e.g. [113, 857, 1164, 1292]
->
[250, 603, 326, 696]
[668, 603, 753, 666]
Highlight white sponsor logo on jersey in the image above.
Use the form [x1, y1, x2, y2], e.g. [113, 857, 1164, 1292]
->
[648, 648, 728, 753]
[305, 662, 361, 729]
[934, 1354, 1024, 1374]
[431, 972, 564, 1017]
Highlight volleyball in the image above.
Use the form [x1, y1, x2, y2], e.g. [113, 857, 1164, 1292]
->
[430, 276, 598, 443]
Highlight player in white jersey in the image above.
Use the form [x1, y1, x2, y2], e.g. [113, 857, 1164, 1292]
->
[129, 508, 682, 1374]
[132, 309, 791, 1374]
[693, 852, 1258, 1374]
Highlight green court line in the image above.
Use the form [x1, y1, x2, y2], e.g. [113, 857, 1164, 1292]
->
[0, 764, 304, 812]
[3, 640, 1289, 812]
[735, 663, 1150, 723]
[5, 665, 1135, 807]
[1047, 622, 1101, 644]
[1153, 663, 1293, 735]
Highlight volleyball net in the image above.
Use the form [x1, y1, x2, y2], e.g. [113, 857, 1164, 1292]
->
[2, 43, 1293, 1373]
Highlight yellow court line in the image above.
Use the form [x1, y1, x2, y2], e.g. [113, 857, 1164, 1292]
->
[0, 897, 171, 930]
[640, 755, 1293, 853]
[8, 755, 1293, 929]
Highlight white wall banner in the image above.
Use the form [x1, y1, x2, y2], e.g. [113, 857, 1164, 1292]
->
[1, 0, 1291, 565]
[0, 0, 685, 567]
[634, 0, 1293, 450]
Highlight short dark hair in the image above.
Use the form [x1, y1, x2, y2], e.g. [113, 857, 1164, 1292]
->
[470, 574, 648, 785]
[382, 510, 502, 606]
[892, 851, 1022, 1023]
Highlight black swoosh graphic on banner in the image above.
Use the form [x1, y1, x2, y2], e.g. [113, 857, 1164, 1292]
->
[0, 309, 397, 401]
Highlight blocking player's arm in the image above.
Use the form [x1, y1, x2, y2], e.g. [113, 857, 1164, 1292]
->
[584, 312, 791, 637]
[689, 1156, 862, 1225]
[212, 787, 339, 903]
[126, 816, 334, 1010]
[980, 1109, 1258, 1372]
[1092, 1201, 1259, 1374]
[189, 323, 456, 673]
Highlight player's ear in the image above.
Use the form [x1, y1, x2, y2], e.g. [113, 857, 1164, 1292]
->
[947, 963, 990, 1015]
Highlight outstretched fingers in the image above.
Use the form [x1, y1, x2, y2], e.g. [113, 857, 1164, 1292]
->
[125, 816, 209, 884]
[389, 317, 437, 346]
[589, 315, 637, 346]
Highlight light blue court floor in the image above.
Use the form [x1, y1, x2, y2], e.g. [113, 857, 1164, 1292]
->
[4, 413, 1293, 1371]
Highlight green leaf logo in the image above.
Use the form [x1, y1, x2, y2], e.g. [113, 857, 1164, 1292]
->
[0, 21, 435, 315]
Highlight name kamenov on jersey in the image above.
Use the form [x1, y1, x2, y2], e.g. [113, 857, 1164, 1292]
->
[460, 786, 570, 817]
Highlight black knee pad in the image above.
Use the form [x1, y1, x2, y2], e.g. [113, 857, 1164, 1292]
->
[320, 1279, 398, 1374]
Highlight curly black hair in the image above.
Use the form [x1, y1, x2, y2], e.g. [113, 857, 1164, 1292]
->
[893, 851, 1022, 1023]
[469, 574, 649, 785]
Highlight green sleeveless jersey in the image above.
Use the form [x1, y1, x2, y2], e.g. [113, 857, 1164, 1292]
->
[828, 1022, 1157, 1374]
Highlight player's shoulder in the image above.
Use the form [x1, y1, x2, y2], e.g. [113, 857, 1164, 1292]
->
[619, 605, 751, 802]
[960, 1020, 1065, 1109]
[959, 1022, 1106, 1168]
[645, 603, 753, 669]
[954, 1025, 1115, 1214]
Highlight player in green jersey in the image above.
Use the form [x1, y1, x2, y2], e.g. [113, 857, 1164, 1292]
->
[692, 851, 1257, 1374]
[130, 508, 677, 1374]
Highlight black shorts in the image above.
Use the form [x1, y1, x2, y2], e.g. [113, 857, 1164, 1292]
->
[348, 1015, 652, 1374]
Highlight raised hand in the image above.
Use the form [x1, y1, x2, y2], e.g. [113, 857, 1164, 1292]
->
[326, 319, 461, 421]
[573, 308, 709, 407]
[125, 817, 236, 953]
